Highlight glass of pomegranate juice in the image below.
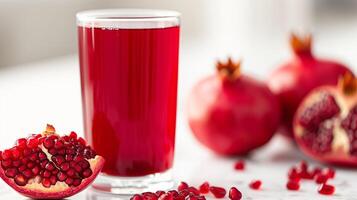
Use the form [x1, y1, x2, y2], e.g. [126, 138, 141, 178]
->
[77, 9, 180, 194]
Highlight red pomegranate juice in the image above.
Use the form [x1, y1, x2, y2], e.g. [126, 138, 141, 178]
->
[78, 26, 179, 177]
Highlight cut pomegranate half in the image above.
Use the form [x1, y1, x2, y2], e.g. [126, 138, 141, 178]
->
[294, 73, 357, 166]
[0, 125, 105, 199]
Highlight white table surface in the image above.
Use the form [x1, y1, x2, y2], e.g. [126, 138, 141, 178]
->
[0, 46, 356, 199]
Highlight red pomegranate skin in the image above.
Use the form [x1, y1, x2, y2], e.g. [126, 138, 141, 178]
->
[268, 34, 352, 138]
[188, 62, 281, 155]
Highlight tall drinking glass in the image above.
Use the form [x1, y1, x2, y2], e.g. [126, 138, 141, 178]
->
[76, 9, 180, 194]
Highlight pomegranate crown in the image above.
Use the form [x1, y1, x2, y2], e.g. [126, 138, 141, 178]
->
[216, 57, 241, 81]
[290, 33, 312, 56]
[338, 72, 357, 96]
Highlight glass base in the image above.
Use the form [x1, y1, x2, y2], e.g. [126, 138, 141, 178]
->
[92, 170, 174, 195]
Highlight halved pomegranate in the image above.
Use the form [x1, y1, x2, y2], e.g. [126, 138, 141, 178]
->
[294, 73, 357, 166]
[0, 124, 105, 199]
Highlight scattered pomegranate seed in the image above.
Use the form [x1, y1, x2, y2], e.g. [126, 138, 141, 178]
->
[228, 187, 242, 200]
[286, 180, 300, 191]
[315, 174, 329, 184]
[130, 194, 143, 200]
[249, 180, 262, 190]
[299, 160, 308, 171]
[324, 168, 335, 179]
[156, 191, 165, 197]
[318, 183, 335, 195]
[234, 160, 245, 170]
[188, 186, 200, 195]
[142, 192, 159, 200]
[198, 181, 210, 194]
[209, 186, 226, 198]
[177, 181, 189, 191]
[288, 167, 300, 180]
[158, 193, 173, 200]
[311, 167, 322, 178]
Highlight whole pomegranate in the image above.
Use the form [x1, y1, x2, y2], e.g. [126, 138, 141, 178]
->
[268, 34, 352, 138]
[187, 58, 281, 155]
[0, 124, 105, 199]
[294, 73, 357, 167]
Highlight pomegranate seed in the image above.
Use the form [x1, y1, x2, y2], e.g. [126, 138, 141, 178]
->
[14, 174, 27, 186]
[43, 137, 55, 149]
[73, 179, 82, 187]
[229, 187, 242, 200]
[299, 170, 314, 180]
[57, 172, 67, 181]
[11, 149, 21, 159]
[60, 162, 70, 171]
[38, 152, 47, 161]
[48, 148, 57, 155]
[78, 160, 90, 169]
[27, 138, 39, 148]
[57, 148, 66, 155]
[209, 186, 226, 198]
[158, 193, 173, 200]
[2, 150, 12, 160]
[198, 181, 210, 194]
[43, 170, 52, 178]
[29, 153, 38, 161]
[27, 162, 35, 169]
[288, 167, 300, 179]
[78, 137, 86, 146]
[312, 167, 322, 178]
[69, 132, 77, 140]
[178, 181, 189, 191]
[318, 184, 335, 195]
[299, 160, 308, 171]
[12, 160, 21, 167]
[55, 140, 64, 149]
[65, 177, 74, 185]
[32, 166, 40, 175]
[188, 187, 200, 195]
[167, 190, 179, 198]
[22, 169, 33, 178]
[324, 168, 335, 179]
[5, 168, 18, 178]
[315, 174, 329, 184]
[178, 190, 190, 198]
[23, 148, 31, 156]
[2, 160, 12, 168]
[65, 154, 74, 161]
[131, 194, 143, 200]
[286, 180, 300, 191]
[42, 178, 51, 188]
[52, 168, 59, 175]
[234, 160, 245, 170]
[82, 168, 92, 178]
[249, 180, 262, 190]
[156, 191, 165, 197]
[50, 175, 57, 185]
[16, 138, 27, 148]
[142, 192, 158, 200]
[40, 160, 49, 168]
[45, 162, 55, 171]
[18, 165, 26, 171]
[67, 168, 76, 177]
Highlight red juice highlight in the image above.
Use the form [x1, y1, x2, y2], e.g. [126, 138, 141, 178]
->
[78, 25, 179, 177]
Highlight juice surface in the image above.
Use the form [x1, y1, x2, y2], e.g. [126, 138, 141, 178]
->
[78, 26, 179, 176]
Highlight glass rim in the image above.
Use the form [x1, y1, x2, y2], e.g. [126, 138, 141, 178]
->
[76, 9, 180, 22]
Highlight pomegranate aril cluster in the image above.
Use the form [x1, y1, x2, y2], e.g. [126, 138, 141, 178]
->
[286, 161, 336, 195]
[130, 182, 242, 200]
[298, 93, 340, 154]
[0, 131, 96, 188]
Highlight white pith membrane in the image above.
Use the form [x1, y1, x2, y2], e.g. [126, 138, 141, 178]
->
[0, 125, 102, 193]
[295, 86, 356, 157]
